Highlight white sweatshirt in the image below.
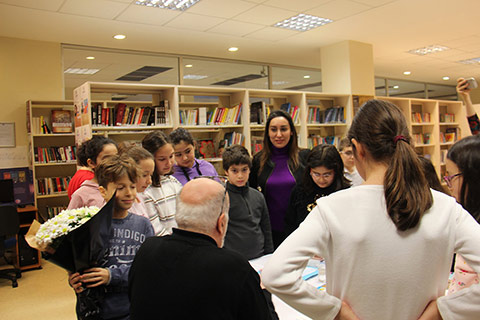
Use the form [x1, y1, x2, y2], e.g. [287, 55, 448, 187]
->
[262, 185, 480, 320]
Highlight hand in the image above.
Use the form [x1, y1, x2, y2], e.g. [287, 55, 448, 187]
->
[68, 272, 84, 294]
[80, 267, 110, 288]
[335, 301, 360, 320]
[456, 77, 471, 98]
[418, 300, 442, 320]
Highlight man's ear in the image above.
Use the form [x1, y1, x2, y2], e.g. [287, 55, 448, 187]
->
[216, 213, 228, 236]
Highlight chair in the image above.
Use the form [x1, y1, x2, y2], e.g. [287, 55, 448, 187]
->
[0, 205, 21, 288]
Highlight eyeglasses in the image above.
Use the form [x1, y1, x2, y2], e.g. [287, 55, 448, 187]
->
[193, 175, 228, 218]
[341, 151, 354, 157]
[310, 171, 333, 180]
[443, 173, 462, 188]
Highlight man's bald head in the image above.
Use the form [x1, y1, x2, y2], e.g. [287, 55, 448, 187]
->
[176, 178, 229, 244]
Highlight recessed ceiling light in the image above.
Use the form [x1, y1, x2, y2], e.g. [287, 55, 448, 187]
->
[64, 68, 100, 75]
[185, 64, 193, 68]
[393, 85, 399, 89]
[274, 14, 333, 32]
[403, 71, 411, 75]
[407, 45, 449, 56]
[135, 0, 201, 11]
[228, 47, 238, 52]
[113, 34, 126, 40]
[457, 57, 480, 64]
[183, 74, 208, 80]
[443, 76, 450, 81]
[86, 56, 95, 60]
[304, 75, 311, 79]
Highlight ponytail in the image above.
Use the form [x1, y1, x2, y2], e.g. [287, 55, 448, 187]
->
[348, 99, 432, 231]
[384, 139, 432, 231]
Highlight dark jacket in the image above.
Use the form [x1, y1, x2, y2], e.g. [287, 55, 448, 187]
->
[249, 149, 305, 195]
[224, 182, 274, 260]
[129, 229, 272, 320]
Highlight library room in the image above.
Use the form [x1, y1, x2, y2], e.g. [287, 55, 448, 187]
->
[1, 1, 480, 319]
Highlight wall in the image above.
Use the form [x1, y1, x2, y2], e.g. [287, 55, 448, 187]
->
[0, 37, 63, 167]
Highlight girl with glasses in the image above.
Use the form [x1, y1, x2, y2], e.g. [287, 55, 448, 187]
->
[284, 144, 350, 236]
[446, 134, 480, 295]
[262, 99, 480, 320]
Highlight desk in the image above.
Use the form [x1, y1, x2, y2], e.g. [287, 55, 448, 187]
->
[16, 205, 41, 270]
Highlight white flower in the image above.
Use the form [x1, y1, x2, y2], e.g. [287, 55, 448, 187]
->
[35, 206, 100, 247]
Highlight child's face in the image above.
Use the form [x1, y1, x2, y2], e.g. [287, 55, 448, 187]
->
[310, 166, 335, 189]
[225, 164, 250, 187]
[154, 144, 175, 176]
[91, 143, 118, 169]
[173, 141, 195, 169]
[114, 175, 137, 212]
[137, 158, 155, 193]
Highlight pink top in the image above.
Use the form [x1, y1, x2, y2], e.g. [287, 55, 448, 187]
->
[130, 196, 149, 219]
[67, 180, 105, 210]
[449, 254, 479, 294]
[68, 169, 94, 199]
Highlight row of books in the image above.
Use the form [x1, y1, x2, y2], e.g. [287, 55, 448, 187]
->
[34, 146, 77, 164]
[45, 206, 67, 219]
[36, 176, 72, 195]
[440, 113, 455, 123]
[91, 101, 170, 127]
[307, 135, 341, 148]
[250, 101, 271, 125]
[411, 112, 431, 123]
[179, 103, 242, 126]
[440, 129, 458, 143]
[307, 106, 345, 124]
[31, 110, 74, 134]
[280, 103, 300, 124]
[413, 133, 432, 145]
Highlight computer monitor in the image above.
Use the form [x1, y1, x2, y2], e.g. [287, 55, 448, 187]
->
[0, 179, 15, 204]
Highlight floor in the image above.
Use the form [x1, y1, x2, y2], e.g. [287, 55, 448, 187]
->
[0, 259, 77, 320]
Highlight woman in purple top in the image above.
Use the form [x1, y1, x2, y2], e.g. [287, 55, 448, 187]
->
[169, 127, 219, 185]
[249, 110, 304, 248]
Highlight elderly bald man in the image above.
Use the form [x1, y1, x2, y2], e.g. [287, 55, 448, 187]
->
[128, 177, 271, 320]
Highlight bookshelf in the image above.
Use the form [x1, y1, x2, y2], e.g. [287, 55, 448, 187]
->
[27, 100, 77, 222]
[376, 97, 466, 182]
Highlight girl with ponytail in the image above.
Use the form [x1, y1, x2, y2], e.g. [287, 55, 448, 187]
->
[262, 99, 480, 320]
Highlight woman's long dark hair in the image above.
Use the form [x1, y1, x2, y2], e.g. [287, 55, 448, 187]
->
[259, 110, 299, 173]
[447, 135, 480, 222]
[142, 131, 171, 187]
[303, 144, 350, 192]
[348, 99, 432, 231]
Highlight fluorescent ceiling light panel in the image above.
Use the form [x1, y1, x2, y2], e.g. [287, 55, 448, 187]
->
[273, 14, 333, 32]
[457, 57, 480, 64]
[407, 45, 449, 56]
[64, 68, 100, 75]
[135, 0, 201, 11]
[183, 74, 208, 80]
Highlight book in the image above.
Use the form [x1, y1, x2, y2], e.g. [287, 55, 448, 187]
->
[196, 139, 216, 158]
[115, 104, 126, 126]
[198, 107, 207, 126]
[51, 110, 72, 133]
[250, 101, 263, 124]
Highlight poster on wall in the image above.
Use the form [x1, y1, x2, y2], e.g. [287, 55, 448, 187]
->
[73, 82, 92, 145]
[0, 167, 34, 206]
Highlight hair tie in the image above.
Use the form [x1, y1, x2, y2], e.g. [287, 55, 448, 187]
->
[393, 135, 408, 144]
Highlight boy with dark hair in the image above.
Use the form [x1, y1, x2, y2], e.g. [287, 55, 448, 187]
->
[69, 154, 154, 320]
[338, 137, 364, 187]
[222, 145, 273, 260]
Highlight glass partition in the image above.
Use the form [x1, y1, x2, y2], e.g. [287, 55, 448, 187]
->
[272, 66, 321, 92]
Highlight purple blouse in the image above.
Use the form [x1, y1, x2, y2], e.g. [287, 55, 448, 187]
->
[265, 146, 296, 231]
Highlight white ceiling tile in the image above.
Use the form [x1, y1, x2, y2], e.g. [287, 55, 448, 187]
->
[60, 0, 129, 20]
[244, 26, 298, 41]
[116, 5, 181, 26]
[207, 20, 265, 37]
[165, 12, 225, 31]
[307, 0, 371, 20]
[263, 0, 331, 12]
[350, 0, 394, 6]
[234, 4, 296, 25]
[187, 0, 256, 19]
[0, 0, 64, 11]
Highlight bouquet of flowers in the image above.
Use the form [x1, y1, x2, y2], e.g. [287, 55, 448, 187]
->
[26, 195, 115, 319]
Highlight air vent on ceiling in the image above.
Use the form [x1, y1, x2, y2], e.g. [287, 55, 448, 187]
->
[212, 74, 265, 86]
[116, 66, 172, 81]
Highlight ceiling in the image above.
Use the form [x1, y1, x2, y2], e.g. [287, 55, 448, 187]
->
[2, 0, 480, 91]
